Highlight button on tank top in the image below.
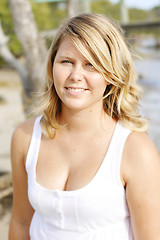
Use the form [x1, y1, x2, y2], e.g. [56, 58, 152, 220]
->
[26, 116, 133, 240]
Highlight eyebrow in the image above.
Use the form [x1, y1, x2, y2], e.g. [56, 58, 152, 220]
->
[56, 55, 90, 63]
[56, 55, 73, 60]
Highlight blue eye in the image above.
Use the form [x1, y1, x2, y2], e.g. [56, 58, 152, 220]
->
[86, 62, 94, 67]
[61, 60, 72, 64]
[87, 62, 92, 66]
[86, 62, 95, 69]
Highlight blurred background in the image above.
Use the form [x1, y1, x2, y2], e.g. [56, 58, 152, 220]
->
[0, 0, 160, 238]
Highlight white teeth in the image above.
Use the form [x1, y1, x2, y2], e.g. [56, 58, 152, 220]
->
[67, 88, 85, 92]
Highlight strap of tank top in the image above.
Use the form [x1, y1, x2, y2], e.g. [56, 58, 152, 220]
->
[25, 115, 42, 173]
[106, 121, 131, 187]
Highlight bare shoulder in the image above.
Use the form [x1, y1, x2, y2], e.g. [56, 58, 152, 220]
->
[9, 118, 36, 237]
[11, 117, 36, 164]
[12, 117, 36, 139]
[122, 131, 160, 184]
[122, 132, 160, 239]
[125, 131, 159, 157]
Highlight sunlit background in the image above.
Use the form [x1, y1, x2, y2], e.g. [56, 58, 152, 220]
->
[0, 0, 160, 238]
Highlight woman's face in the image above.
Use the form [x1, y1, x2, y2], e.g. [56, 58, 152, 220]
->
[53, 38, 108, 112]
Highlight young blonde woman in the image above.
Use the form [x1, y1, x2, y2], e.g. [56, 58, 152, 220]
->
[9, 13, 160, 240]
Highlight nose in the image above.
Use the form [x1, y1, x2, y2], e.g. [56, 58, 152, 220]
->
[69, 64, 84, 82]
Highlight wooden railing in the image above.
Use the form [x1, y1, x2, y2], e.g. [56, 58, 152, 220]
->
[122, 21, 160, 31]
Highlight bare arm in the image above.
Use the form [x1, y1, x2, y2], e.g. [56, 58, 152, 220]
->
[9, 121, 35, 240]
[122, 132, 160, 240]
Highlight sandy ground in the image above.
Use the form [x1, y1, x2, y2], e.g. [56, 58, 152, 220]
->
[0, 69, 25, 239]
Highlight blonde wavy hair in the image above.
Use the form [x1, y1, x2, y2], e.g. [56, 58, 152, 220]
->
[35, 13, 148, 138]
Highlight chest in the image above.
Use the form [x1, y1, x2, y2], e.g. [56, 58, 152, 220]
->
[29, 180, 128, 233]
[36, 132, 112, 191]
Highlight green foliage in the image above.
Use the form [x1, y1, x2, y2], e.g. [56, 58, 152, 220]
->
[0, 0, 67, 66]
[149, 6, 160, 21]
[8, 35, 23, 57]
[0, 0, 159, 68]
[91, 0, 120, 20]
[0, 0, 22, 60]
[0, 0, 13, 33]
[91, 1, 150, 23]
[30, 1, 67, 31]
[129, 8, 149, 22]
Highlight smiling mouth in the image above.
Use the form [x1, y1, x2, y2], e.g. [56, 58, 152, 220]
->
[65, 87, 88, 92]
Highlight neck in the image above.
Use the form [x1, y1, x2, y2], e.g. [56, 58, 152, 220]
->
[59, 104, 114, 134]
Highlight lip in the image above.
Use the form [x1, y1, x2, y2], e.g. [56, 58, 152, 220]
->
[65, 87, 89, 96]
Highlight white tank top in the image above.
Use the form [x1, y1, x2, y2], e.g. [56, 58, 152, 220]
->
[26, 116, 133, 240]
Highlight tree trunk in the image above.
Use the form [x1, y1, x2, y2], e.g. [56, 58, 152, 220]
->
[8, 0, 47, 98]
[0, 22, 29, 92]
[67, 0, 80, 17]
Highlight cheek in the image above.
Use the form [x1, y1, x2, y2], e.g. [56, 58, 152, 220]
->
[53, 67, 64, 88]
[52, 65, 59, 81]
[90, 74, 107, 90]
[52, 68, 61, 96]
[53, 64, 70, 85]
